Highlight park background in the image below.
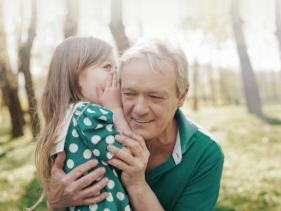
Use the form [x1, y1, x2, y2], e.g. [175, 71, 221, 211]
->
[0, 0, 281, 210]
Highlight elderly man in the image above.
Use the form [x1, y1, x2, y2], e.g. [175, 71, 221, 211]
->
[46, 40, 224, 211]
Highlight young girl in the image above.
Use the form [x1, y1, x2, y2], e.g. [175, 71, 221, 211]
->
[36, 37, 131, 211]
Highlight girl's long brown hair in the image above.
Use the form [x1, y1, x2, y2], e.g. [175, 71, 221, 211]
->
[35, 37, 112, 189]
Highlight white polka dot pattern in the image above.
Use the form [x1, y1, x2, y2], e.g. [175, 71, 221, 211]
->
[69, 143, 78, 153]
[72, 129, 79, 138]
[89, 204, 98, 211]
[83, 149, 92, 159]
[93, 149, 100, 156]
[116, 192, 125, 201]
[107, 180, 115, 189]
[83, 117, 92, 126]
[106, 152, 113, 160]
[67, 159, 74, 169]
[106, 192, 114, 202]
[91, 135, 101, 144]
[99, 116, 107, 121]
[106, 124, 113, 132]
[106, 135, 115, 144]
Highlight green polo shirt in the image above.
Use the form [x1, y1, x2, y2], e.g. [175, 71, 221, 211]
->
[145, 109, 224, 211]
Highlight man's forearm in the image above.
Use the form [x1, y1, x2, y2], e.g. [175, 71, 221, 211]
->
[127, 183, 164, 211]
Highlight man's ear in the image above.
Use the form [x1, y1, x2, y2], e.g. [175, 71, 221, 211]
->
[177, 89, 188, 107]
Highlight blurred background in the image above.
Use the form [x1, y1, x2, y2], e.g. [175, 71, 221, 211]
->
[0, 0, 281, 210]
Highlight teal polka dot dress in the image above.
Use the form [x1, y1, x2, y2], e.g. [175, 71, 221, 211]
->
[63, 102, 131, 211]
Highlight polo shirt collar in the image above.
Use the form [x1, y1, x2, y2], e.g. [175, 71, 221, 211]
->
[146, 108, 198, 180]
[172, 109, 198, 165]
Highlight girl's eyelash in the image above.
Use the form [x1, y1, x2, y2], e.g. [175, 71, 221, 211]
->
[104, 64, 111, 69]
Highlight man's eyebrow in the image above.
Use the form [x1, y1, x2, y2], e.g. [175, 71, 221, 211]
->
[148, 90, 168, 96]
[121, 88, 135, 91]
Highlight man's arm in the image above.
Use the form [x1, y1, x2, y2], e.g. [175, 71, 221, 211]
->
[125, 182, 164, 211]
[46, 152, 109, 210]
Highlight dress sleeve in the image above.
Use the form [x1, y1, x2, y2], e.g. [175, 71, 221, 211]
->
[173, 157, 224, 211]
[75, 103, 123, 162]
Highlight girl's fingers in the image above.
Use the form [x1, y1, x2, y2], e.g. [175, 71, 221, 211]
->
[96, 87, 103, 101]
[105, 72, 113, 89]
[112, 71, 118, 87]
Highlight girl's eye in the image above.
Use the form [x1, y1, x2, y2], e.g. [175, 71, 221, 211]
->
[103, 64, 112, 71]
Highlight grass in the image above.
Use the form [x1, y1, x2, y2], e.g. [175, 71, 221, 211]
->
[0, 104, 281, 210]
[184, 104, 281, 211]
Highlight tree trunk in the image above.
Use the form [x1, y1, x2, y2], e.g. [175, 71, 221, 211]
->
[109, 0, 130, 54]
[192, 61, 199, 111]
[18, 0, 40, 138]
[64, 0, 79, 38]
[207, 65, 216, 105]
[0, 0, 24, 137]
[275, 0, 281, 78]
[270, 70, 278, 101]
[231, 0, 263, 117]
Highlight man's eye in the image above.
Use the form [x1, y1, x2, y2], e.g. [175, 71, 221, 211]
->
[150, 95, 163, 101]
[151, 95, 161, 99]
[123, 92, 135, 96]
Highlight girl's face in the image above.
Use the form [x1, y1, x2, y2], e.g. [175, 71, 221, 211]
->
[79, 56, 116, 104]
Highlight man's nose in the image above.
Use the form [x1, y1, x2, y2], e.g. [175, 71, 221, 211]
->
[132, 96, 149, 116]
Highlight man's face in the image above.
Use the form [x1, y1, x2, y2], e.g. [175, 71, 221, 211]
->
[120, 58, 185, 140]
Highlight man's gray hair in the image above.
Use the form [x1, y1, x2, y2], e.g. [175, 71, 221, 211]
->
[119, 39, 189, 96]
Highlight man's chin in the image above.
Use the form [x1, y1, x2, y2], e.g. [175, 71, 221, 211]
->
[131, 128, 154, 140]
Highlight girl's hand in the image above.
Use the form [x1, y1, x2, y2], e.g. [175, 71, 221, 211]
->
[97, 71, 121, 110]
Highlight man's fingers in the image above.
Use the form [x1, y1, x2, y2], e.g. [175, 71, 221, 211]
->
[82, 192, 109, 205]
[107, 145, 135, 165]
[74, 167, 106, 190]
[67, 159, 99, 181]
[79, 177, 109, 199]
[107, 158, 131, 171]
[115, 135, 142, 156]
[122, 130, 147, 150]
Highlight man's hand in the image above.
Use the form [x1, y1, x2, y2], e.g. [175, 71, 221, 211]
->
[46, 152, 109, 210]
[107, 130, 150, 190]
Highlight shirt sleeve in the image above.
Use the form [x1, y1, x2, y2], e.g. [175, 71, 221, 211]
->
[75, 103, 123, 162]
[173, 157, 224, 211]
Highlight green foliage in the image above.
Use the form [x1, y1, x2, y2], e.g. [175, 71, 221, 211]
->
[0, 104, 281, 210]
